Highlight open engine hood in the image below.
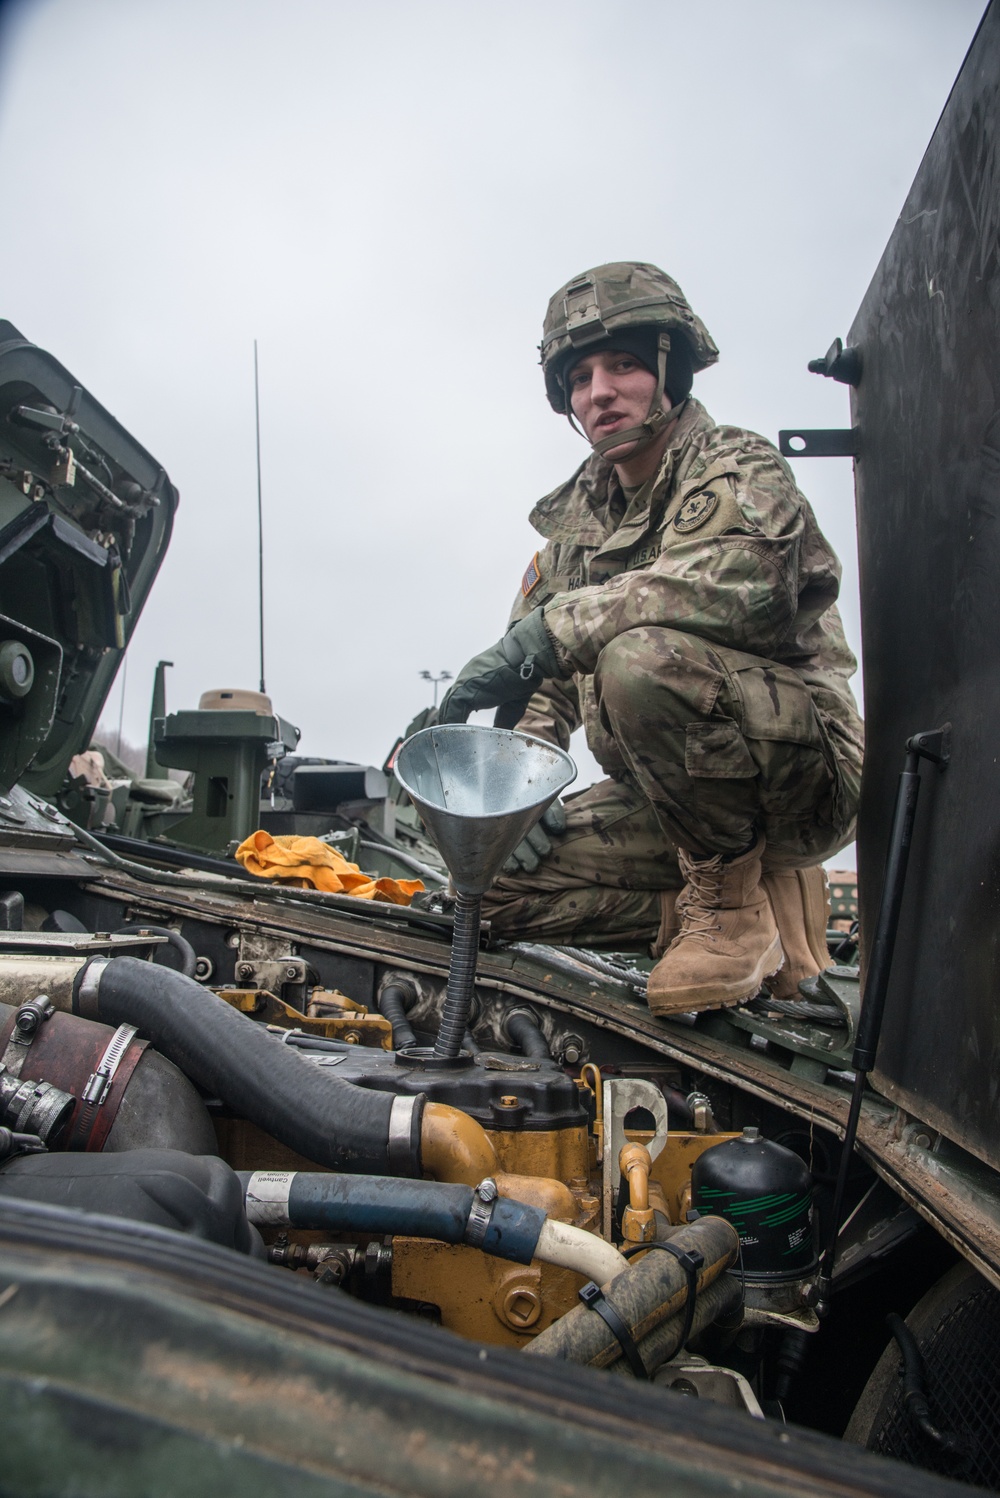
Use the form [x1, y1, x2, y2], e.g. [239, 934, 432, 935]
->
[0, 321, 176, 799]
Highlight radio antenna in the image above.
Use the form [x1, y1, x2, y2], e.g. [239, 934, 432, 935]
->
[254, 338, 266, 694]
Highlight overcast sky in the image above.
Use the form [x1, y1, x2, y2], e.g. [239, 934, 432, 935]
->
[0, 0, 985, 848]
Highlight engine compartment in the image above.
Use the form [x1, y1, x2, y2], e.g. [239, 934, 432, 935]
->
[0, 859, 960, 1441]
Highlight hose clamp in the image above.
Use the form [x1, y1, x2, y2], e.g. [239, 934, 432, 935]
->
[387, 1094, 422, 1177]
[76, 957, 110, 1020]
[81, 1024, 139, 1107]
[465, 1177, 498, 1249]
[1, 995, 54, 1080]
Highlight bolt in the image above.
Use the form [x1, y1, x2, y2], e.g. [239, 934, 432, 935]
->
[498, 1095, 519, 1109]
[237, 962, 254, 980]
[669, 1378, 699, 1398]
[343, 1030, 361, 1045]
[476, 1177, 498, 1204]
[285, 965, 299, 980]
[501, 1285, 541, 1330]
[914, 1132, 932, 1149]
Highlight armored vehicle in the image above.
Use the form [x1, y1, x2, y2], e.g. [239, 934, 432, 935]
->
[0, 8, 999, 1495]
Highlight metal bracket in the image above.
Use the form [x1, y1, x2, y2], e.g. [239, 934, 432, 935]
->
[907, 725, 951, 767]
[778, 428, 860, 459]
[601, 1077, 669, 1239]
[235, 957, 308, 993]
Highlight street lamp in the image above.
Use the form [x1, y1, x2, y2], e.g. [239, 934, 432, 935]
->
[419, 669, 452, 707]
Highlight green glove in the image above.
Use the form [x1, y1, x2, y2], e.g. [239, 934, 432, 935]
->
[502, 797, 567, 875]
[439, 610, 561, 726]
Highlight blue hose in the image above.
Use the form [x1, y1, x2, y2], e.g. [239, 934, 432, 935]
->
[240, 1172, 545, 1265]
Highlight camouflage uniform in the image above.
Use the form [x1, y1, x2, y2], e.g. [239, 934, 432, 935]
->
[483, 396, 863, 945]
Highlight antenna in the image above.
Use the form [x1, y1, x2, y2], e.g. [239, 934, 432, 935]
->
[115, 653, 128, 760]
[254, 338, 266, 694]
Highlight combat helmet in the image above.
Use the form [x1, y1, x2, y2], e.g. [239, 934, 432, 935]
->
[541, 261, 719, 458]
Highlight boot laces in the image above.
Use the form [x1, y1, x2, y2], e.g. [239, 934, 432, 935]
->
[676, 854, 726, 939]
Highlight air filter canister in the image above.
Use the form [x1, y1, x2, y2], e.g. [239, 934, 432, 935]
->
[692, 1126, 817, 1281]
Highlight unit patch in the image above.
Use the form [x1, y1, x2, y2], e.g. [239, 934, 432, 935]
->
[521, 552, 542, 597]
[674, 489, 719, 533]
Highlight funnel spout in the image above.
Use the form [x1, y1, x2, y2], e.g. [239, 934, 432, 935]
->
[434, 891, 481, 1060]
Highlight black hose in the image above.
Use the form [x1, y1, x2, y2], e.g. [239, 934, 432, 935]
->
[240, 1171, 546, 1264]
[434, 892, 481, 1060]
[886, 1313, 965, 1455]
[608, 1273, 744, 1378]
[75, 956, 423, 1177]
[114, 923, 197, 979]
[505, 1010, 550, 1061]
[378, 983, 418, 1050]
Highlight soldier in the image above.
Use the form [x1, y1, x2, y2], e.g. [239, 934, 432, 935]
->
[439, 262, 863, 1015]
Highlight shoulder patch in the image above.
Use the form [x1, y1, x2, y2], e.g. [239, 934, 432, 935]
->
[521, 551, 542, 597]
[674, 489, 720, 533]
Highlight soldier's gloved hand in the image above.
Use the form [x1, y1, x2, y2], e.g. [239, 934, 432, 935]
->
[439, 610, 561, 725]
[502, 797, 567, 875]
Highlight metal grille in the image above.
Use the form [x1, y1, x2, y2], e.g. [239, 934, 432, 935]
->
[871, 1281, 1000, 1489]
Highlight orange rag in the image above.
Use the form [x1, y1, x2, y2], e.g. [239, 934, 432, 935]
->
[234, 830, 423, 905]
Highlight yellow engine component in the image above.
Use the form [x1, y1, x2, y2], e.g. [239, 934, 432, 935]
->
[619, 1142, 656, 1244]
[214, 986, 393, 1048]
[391, 1240, 585, 1346]
[648, 1131, 741, 1224]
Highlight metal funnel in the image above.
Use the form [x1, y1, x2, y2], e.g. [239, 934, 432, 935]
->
[395, 725, 576, 896]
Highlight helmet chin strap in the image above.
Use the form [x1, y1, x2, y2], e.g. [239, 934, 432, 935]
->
[567, 330, 676, 459]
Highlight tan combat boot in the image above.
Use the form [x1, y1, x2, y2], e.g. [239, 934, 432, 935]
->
[646, 836, 782, 1015]
[761, 866, 831, 1001]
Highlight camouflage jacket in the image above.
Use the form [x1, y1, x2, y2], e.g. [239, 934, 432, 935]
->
[508, 398, 863, 777]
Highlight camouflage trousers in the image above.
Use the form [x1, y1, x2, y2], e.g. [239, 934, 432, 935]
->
[482, 626, 861, 947]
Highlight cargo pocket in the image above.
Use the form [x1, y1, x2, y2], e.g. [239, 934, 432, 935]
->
[685, 719, 757, 779]
[731, 664, 821, 745]
[729, 663, 837, 833]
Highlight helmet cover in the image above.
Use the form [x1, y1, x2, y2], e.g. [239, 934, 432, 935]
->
[540, 261, 718, 414]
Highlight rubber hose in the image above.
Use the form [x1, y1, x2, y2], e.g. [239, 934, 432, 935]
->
[114, 923, 198, 979]
[524, 1217, 738, 1368]
[608, 1273, 744, 1377]
[662, 1089, 694, 1127]
[76, 956, 422, 1177]
[886, 1312, 965, 1454]
[378, 983, 418, 1050]
[240, 1170, 545, 1265]
[505, 1011, 550, 1061]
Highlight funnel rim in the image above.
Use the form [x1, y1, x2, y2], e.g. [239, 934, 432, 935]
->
[393, 724, 576, 818]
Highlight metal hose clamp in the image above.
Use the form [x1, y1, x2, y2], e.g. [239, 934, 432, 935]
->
[387, 1094, 422, 1177]
[76, 956, 110, 1020]
[81, 1024, 139, 1107]
[464, 1177, 498, 1249]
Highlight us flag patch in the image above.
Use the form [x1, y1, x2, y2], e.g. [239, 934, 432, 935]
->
[521, 552, 542, 597]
